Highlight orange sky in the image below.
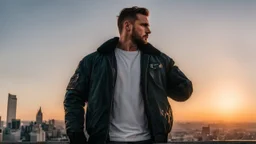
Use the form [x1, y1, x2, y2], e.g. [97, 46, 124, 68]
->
[0, 1, 256, 123]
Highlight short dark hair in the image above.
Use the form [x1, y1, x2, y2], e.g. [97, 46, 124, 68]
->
[117, 6, 149, 34]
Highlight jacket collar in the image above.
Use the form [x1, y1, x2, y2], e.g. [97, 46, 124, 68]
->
[97, 37, 161, 56]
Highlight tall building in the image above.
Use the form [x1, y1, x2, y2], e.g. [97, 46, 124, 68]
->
[3, 128, 21, 142]
[49, 119, 55, 126]
[48, 119, 55, 132]
[30, 126, 46, 142]
[0, 127, 3, 142]
[202, 125, 210, 141]
[11, 119, 21, 130]
[36, 107, 43, 125]
[6, 93, 17, 128]
[0, 116, 2, 128]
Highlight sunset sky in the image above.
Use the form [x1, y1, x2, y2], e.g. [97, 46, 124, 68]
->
[0, 0, 256, 123]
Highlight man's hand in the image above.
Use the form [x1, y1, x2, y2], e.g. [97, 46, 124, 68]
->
[68, 132, 87, 144]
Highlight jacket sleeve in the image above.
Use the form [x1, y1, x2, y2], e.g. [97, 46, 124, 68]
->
[63, 57, 91, 143]
[164, 55, 193, 102]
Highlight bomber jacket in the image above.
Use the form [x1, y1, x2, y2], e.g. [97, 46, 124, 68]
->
[64, 37, 193, 144]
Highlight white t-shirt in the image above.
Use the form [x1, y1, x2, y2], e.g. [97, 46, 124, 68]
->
[109, 48, 151, 142]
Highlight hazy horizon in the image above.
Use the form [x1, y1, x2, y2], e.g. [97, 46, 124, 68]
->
[1, 0, 256, 122]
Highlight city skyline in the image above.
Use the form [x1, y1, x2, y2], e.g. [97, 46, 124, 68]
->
[1, 1, 256, 122]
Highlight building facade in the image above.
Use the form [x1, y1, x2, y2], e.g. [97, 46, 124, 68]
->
[0, 127, 3, 142]
[36, 107, 43, 125]
[0, 116, 2, 128]
[202, 126, 210, 141]
[2, 128, 21, 142]
[11, 119, 21, 130]
[6, 93, 17, 128]
[30, 126, 46, 142]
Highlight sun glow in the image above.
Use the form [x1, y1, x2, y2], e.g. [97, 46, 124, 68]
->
[211, 83, 245, 120]
[216, 90, 240, 113]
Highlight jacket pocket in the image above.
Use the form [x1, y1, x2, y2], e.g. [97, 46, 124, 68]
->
[148, 64, 165, 89]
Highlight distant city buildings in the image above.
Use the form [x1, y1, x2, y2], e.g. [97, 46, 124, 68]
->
[27, 107, 46, 142]
[0, 116, 3, 142]
[30, 125, 46, 142]
[3, 91, 255, 142]
[202, 125, 210, 141]
[2, 119, 21, 142]
[0, 116, 2, 142]
[19, 107, 67, 142]
[2, 128, 21, 142]
[170, 122, 256, 142]
[11, 119, 21, 130]
[1, 93, 68, 142]
[1, 93, 21, 142]
[0, 127, 3, 142]
[0, 116, 2, 128]
[6, 93, 17, 128]
[21, 123, 33, 141]
[36, 107, 43, 125]
[49, 119, 55, 126]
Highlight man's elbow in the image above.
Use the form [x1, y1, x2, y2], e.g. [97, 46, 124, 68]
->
[63, 90, 72, 109]
[168, 80, 193, 102]
[183, 80, 193, 100]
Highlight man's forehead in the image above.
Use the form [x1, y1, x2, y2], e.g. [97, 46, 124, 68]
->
[136, 14, 149, 23]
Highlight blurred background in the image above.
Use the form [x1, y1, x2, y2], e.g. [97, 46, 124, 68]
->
[0, 0, 256, 142]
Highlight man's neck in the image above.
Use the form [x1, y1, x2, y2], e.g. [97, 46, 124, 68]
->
[117, 37, 138, 51]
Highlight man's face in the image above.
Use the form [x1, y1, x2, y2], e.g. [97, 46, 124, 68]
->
[131, 14, 151, 45]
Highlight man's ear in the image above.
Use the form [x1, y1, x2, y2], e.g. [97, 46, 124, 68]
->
[124, 21, 131, 32]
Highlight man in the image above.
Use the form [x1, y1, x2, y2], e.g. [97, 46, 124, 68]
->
[64, 6, 193, 144]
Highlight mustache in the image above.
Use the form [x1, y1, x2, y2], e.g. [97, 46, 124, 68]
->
[144, 33, 150, 37]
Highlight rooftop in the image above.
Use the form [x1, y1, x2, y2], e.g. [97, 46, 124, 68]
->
[0, 141, 256, 144]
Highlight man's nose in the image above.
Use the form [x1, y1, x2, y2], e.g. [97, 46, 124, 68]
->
[147, 28, 151, 35]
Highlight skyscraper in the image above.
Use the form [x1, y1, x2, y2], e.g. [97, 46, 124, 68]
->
[49, 119, 55, 127]
[202, 125, 210, 141]
[36, 107, 43, 125]
[6, 93, 17, 128]
[0, 127, 3, 142]
[11, 119, 21, 130]
[0, 116, 2, 128]
[30, 126, 46, 142]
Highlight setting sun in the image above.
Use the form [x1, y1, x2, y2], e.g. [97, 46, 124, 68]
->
[216, 90, 240, 114]
[211, 82, 246, 121]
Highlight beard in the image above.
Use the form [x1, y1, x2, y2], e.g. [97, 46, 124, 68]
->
[131, 28, 147, 46]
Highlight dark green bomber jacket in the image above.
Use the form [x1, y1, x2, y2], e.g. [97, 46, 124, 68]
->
[64, 37, 193, 144]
